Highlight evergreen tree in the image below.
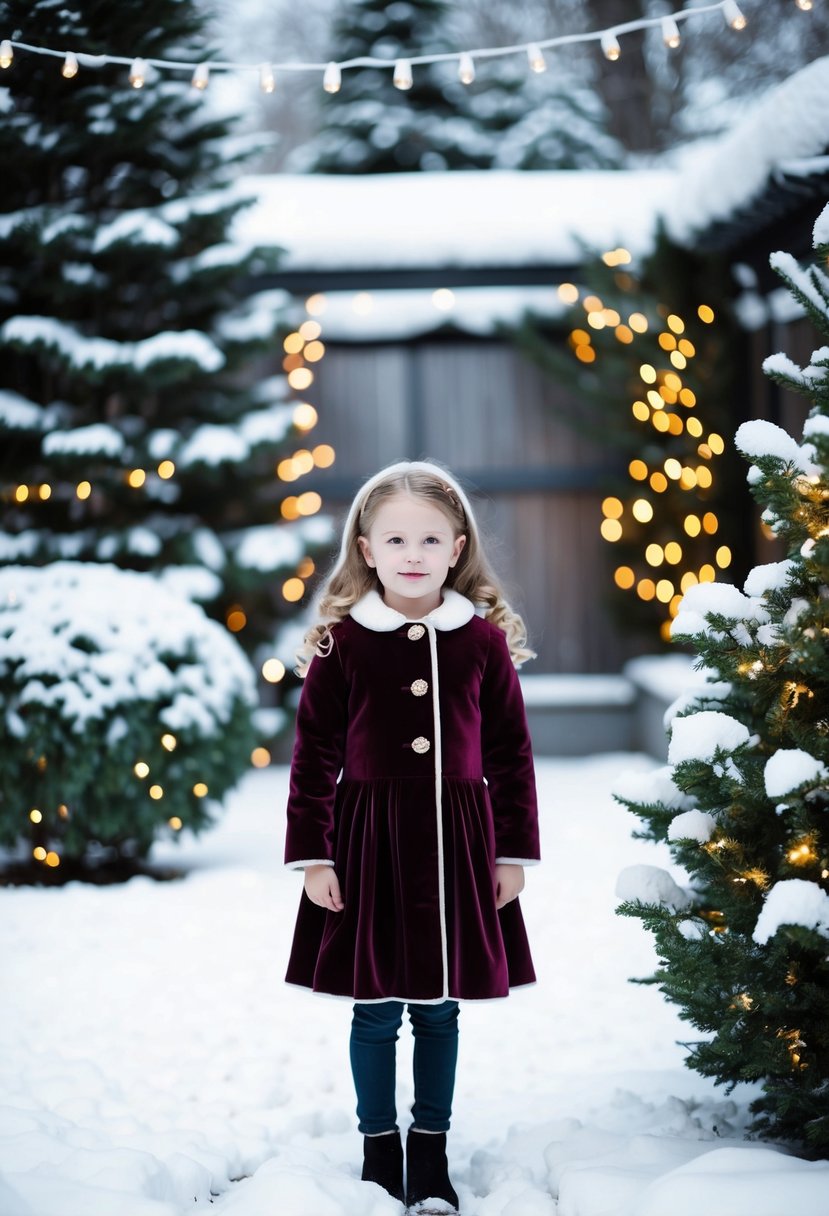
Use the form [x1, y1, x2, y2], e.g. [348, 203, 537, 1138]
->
[0, 0, 331, 685]
[515, 232, 742, 643]
[615, 209, 829, 1155]
[292, 0, 493, 173]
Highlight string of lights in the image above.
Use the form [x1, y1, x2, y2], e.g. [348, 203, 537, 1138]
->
[1, 1, 810, 94]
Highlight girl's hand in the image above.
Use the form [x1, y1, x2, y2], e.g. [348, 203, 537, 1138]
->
[304, 864, 345, 912]
[494, 863, 525, 910]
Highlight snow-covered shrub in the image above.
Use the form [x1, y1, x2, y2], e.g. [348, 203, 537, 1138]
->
[0, 563, 257, 871]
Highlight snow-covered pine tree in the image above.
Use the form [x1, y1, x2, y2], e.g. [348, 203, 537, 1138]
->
[0, 0, 332, 669]
[615, 206, 829, 1156]
[293, 0, 492, 173]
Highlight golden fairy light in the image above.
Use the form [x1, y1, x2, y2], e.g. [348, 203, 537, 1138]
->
[251, 746, 271, 768]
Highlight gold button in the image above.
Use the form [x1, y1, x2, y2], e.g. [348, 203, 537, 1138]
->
[407, 624, 425, 640]
[410, 679, 428, 697]
[411, 736, 431, 754]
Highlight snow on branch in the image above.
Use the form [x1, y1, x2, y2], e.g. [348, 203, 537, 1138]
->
[1, 316, 224, 375]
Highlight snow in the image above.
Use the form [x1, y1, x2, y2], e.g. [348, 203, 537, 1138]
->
[179, 424, 249, 467]
[743, 561, 794, 598]
[232, 517, 336, 573]
[763, 749, 828, 798]
[667, 712, 751, 766]
[612, 765, 694, 812]
[234, 171, 674, 273]
[519, 674, 633, 708]
[667, 810, 717, 845]
[0, 563, 255, 732]
[1, 317, 224, 375]
[671, 582, 768, 641]
[42, 422, 125, 458]
[7, 753, 812, 1216]
[665, 56, 829, 245]
[767, 252, 829, 331]
[623, 654, 704, 703]
[815, 202, 829, 246]
[93, 211, 179, 253]
[734, 419, 806, 468]
[615, 864, 691, 912]
[302, 286, 568, 342]
[0, 388, 43, 431]
[753, 878, 829, 945]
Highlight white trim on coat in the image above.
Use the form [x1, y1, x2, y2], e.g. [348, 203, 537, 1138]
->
[426, 622, 450, 1001]
[495, 857, 541, 866]
[285, 858, 335, 870]
[349, 587, 475, 633]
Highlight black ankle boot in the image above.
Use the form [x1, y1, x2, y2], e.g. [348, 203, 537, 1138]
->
[362, 1130, 404, 1202]
[405, 1130, 459, 1214]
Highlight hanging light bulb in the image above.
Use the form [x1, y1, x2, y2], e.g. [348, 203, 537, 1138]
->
[129, 57, 149, 88]
[0, 39, 14, 69]
[526, 43, 546, 73]
[722, 0, 747, 29]
[192, 62, 209, 90]
[259, 62, 275, 93]
[661, 17, 681, 48]
[323, 61, 341, 93]
[393, 58, 413, 89]
[794, 0, 812, 9]
[601, 31, 621, 61]
[458, 52, 475, 84]
[62, 51, 79, 78]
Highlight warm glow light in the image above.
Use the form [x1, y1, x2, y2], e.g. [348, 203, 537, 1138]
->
[615, 325, 634, 344]
[169, 816, 183, 830]
[678, 338, 695, 357]
[393, 58, 413, 89]
[299, 320, 322, 341]
[134, 761, 150, 778]
[312, 443, 335, 467]
[62, 51, 79, 79]
[293, 402, 318, 431]
[45, 851, 60, 868]
[29, 809, 42, 823]
[158, 460, 175, 479]
[558, 283, 579, 304]
[614, 566, 635, 590]
[716, 545, 732, 568]
[458, 52, 475, 83]
[288, 368, 314, 390]
[667, 415, 684, 437]
[251, 747, 271, 768]
[679, 388, 696, 407]
[297, 557, 315, 577]
[698, 443, 713, 460]
[662, 16, 681, 47]
[297, 491, 322, 515]
[699, 564, 716, 583]
[277, 458, 297, 481]
[703, 512, 719, 534]
[601, 31, 621, 59]
[646, 543, 664, 567]
[600, 519, 623, 542]
[293, 449, 314, 475]
[305, 293, 327, 316]
[602, 497, 624, 519]
[629, 459, 648, 481]
[0, 39, 13, 69]
[687, 417, 703, 437]
[629, 313, 648, 333]
[637, 579, 656, 601]
[129, 57, 148, 88]
[698, 305, 715, 323]
[723, 0, 747, 31]
[664, 542, 682, 564]
[260, 62, 276, 93]
[583, 295, 603, 313]
[15, 485, 29, 502]
[527, 42, 547, 72]
[127, 469, 146, 488]
[656, 579, 675, 603]
[587, 313, 606, 330]
[658, 332, 677, 351]
[708, 433, 725, 455]
[323, 61, 342, 93]
[194, 782, 208, 797]
[33, 847, 47, 862]
[570, 329, 590, 345]
[650, 472, 668, 493]
[283, 577, 305, 601]
[161, 733, 177, 752]
[575, 345, 596, 363]
[76, 481, 92, 499]
[284, 332, 304, 354]
[192, 63, 209, 90]
[696, 466, 713, 489]
[281, 497, 300, 520]
[632, 498, 653, 523]
[652, 412, 670, 433]
[681, 571, 699, 592]
[647, 390, 664, 410]
[603, 309, 621, 327]
[149, 785, 163, 800]
[670, 350, 687, 369]
[640, 364, 657, 384]
[667, 314, 685, 334]
[679, 467, 697, 489]
[684, 514, 701, 537]
[632, 401, 650, 422]
[38, 483, 51, 500]
[227, 608, 247, 631]
[263, 658, 286, 683]
[664, 458, 682, 480]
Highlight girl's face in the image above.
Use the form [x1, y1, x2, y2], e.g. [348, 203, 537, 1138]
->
[357, 493, 466, 616]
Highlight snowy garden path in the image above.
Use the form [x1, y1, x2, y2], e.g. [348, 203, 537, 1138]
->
[2, 755, 827, 1216]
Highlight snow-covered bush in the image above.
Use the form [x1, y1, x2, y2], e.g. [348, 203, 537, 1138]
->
[0, 564, 256, 871]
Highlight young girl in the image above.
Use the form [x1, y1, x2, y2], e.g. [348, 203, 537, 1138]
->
[284, 460, 540, 1215]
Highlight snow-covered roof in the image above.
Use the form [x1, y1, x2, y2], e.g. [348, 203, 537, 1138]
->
[236, 169, 674, 277]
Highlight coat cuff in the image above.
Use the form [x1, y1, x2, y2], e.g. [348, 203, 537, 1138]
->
[495, 857, 540, 866]
[285, 858, 335, 871]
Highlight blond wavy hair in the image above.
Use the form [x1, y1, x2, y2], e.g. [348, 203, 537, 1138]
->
[295, 461, 535, 674]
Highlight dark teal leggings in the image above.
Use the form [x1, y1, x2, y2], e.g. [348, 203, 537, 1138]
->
[350, 1000, 460, 1135]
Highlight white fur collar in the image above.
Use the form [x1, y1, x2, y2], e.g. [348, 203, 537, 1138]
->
[350, 588, 476, 632]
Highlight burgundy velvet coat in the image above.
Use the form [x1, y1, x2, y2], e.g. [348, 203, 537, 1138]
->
[284, 588, 540, 1003]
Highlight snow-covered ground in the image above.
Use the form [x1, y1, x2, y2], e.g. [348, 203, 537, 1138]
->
[2, 755, 828, 1216]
